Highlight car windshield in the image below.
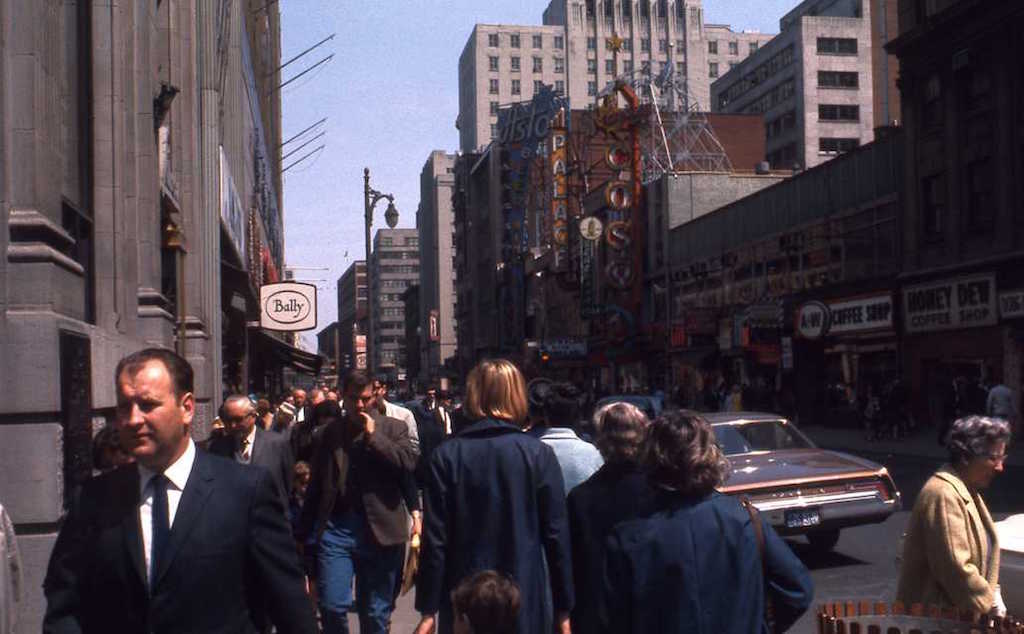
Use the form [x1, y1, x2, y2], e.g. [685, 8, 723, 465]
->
[712, 420, 813, 455]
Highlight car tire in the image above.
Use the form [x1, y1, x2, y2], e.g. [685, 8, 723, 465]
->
[807, 529, 840, 552]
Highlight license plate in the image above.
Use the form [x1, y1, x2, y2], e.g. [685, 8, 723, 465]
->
[785, 508, 821, 528]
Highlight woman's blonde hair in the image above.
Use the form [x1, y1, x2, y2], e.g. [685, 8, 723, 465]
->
[464, 359, 529, 426]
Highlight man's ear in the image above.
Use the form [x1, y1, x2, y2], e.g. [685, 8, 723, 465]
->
[180, 391, 196, 426]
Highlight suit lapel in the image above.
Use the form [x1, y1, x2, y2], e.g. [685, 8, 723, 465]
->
[120, 466, 147, 588]
[153, 451, 215, 588]
[251, 427, 264, 466]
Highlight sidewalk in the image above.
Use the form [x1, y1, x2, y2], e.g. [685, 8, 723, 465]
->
[798, 423, 1024, 468]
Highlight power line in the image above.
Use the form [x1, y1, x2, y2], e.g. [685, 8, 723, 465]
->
[275, 34, 335, 76]
[271, 54, 334, 95]
[280, 118, 327, 148]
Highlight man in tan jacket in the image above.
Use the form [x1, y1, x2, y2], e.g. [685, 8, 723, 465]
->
[897, 416, 1010, 615]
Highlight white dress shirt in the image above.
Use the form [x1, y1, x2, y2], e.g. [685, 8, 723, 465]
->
[137, 438, 196, 578]
[234, 427, 256, 464]
[383, 399, 420, 449]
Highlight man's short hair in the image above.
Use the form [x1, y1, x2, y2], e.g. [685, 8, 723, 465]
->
[218, 394, 253, 420]
[542, 383, 582, 426]
[342, 370, 373, 395]
[450, 570, 520, 634]
[372, 374, 391, 388]
[115, 348, 194, 400]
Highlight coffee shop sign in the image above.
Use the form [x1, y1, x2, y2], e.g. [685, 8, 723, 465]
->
[903, 274, 996, 334]
[260, 282, 317, 332]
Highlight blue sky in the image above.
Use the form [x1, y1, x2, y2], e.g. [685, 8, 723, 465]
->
[278, 1, 798, 345]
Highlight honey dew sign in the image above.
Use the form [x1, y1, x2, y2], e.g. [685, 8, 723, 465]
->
[260, 282, 317, 331]
[903, 274, 996, 334]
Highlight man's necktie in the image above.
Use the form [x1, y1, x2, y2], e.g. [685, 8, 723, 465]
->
[150, 474, 170, 587]
[241, 437, 251, 462]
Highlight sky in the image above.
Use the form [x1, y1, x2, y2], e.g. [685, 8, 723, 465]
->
[278, 0, 798, 348]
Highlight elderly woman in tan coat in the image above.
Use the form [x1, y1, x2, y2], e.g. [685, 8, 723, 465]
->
[897, 415, 1011, 616]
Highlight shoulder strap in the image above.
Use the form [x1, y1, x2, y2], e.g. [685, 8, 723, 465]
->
[741, 496, 766, 577]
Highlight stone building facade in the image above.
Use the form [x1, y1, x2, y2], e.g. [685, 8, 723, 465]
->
[0, 1, 285, 629]
[416, 151, 458, 385]
[369, 229, 419, 385]
[337, 260, 367, 372]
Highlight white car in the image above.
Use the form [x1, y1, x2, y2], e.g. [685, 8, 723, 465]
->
[996, 514, 1024, 616]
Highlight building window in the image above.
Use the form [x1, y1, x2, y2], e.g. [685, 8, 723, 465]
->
[922, 173, 946, 240]
[490, 123, 498, 137]
[965, 159, 995, 235]
[533, 56, 543, 72]
[489, 56, 499, 71]
[587, 37, 597, 50]
[489, 78, 499, 94]
[658, 39, 668, 52]
[554, 35, 564, 49]
[709, 62, 718, 78]
[381, 237, 393, 246]
[818, 104, 860, 121]
[588, 81, 597, 96]
[554, 56, 565, 73]
[488, 33, 499, 47]
[555, 79, 565, 93]
[818, 71, 858, 88]
[623, 38, 632, 51]
[819, 137, 859, 153]
[676, 61, 685, 75]
[623, 0, 633, 18]
[587, 59, 597, 73]
[749, 41, 759, 54]
[624, 60, 633, 73]
[676, 39, 685, 51]
[923, 73, 942, 128]
[728, 62, 738, 71]
[510, 33, 520, 48]
[511, 79, 520, 94]
[490, 101, 499, 116]
[641, 38, 651, 52]
[533, 34, 543, 48]
[510, 56, 520, 71]
[708, 40, 718, 55]
[605, 59, 616, 74]
[534, 80, 544, 93]
[728, 41, 738, 55]
[817, 37, 858, 55]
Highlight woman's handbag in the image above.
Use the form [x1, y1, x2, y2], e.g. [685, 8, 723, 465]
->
[741, 497, 778, 634]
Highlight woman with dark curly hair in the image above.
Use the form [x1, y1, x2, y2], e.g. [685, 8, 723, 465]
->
[601, 410, 813, 633]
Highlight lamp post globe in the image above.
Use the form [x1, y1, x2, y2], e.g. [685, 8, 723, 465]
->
[385, 201, 399, 229]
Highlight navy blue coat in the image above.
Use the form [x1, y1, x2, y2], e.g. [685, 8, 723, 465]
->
[416, 418, 574, 634]
[603, 492, 813, 634]
[567, 463, 660, 634]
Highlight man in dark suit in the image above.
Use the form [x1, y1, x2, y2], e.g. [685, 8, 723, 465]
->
[209, 394, 295, 507]
[43, 348, 316, 634]
[297, 370, 417, 634]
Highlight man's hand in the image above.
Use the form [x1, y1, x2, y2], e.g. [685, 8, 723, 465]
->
[411, 511, 423, 540]
[360, 411, 376, 436]
[413, 614, 436, 634]
[556, 611, 572, 634]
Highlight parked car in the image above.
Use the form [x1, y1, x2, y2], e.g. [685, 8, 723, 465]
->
[996, 514, 1024, 616]
[707, 412, 901, 552]
[594, 394, 664, 420]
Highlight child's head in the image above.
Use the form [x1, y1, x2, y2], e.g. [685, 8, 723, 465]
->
[450, 570, 520, 634]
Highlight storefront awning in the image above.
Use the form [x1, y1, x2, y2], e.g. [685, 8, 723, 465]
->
[249, 329, 324, 375]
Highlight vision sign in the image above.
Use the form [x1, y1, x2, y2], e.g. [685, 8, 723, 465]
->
[260, 282, 317, 331]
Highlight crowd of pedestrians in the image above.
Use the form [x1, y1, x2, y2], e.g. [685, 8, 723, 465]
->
[29, 347, 1015, 633]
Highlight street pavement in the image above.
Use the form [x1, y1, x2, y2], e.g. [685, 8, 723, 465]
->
[363, 425, 1024, 633]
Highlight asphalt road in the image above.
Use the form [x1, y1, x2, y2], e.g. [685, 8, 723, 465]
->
[359, 451, 1024, 633]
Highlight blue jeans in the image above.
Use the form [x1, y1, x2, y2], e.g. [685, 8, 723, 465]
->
[317, 509, 404, 634]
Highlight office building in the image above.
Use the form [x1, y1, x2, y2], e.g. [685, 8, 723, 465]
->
[417, 151, 458, 384]
[711, 0, 886, 170]
[337, 261, 367, 371]
[370, 229, 420, 384]
[458, 0, 775, 153]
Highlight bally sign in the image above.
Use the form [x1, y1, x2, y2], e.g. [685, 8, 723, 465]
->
[903, 274, 997, 334]
[260, 282, 317, 331]
[796, 294, 893, 339]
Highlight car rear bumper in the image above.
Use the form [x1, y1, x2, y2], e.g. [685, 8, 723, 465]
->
[744, 490, 902, 536]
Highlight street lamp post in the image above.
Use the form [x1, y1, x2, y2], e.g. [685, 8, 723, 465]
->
[363, 167, 399, 376]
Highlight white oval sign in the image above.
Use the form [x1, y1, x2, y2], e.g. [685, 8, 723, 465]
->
[796, 301, 829, 339]
[260, 282, 317, 331]
[579, 216, 604, 241]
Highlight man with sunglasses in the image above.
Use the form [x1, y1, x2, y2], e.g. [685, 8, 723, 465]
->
[210, 394, 296, 509]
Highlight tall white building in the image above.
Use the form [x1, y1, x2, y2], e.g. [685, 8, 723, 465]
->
[711, 0, 877, 170]
[457, 0, 775, 153]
